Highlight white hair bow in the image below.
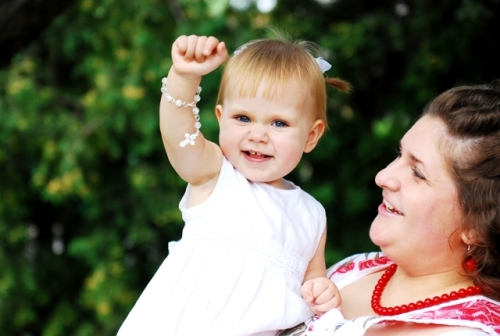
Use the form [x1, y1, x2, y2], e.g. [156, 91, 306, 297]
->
[315, 57, 332, 73]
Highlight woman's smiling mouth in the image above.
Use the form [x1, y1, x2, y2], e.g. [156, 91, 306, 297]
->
[383, 199, 404, 215]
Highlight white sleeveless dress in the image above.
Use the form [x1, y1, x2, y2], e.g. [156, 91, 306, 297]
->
[118, 157, 326, 335]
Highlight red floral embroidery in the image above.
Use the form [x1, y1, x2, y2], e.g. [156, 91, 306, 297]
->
[359, 255, 392, 270]
[330, 260, 355, 275]
[412, 299, 500, 333]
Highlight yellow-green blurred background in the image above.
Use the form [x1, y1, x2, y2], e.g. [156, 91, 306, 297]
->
[1, 0, 499, 334]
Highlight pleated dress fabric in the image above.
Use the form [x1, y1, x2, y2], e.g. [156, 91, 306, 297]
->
[118, 157, 326, 335]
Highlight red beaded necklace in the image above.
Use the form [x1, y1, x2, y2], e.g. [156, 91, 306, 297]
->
[371, 264, 482, 316]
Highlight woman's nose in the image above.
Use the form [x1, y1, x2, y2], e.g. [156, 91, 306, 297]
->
[375, 159, 401, 190]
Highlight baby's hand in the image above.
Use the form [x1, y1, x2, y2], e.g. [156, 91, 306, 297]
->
[301, 277, 341, 315]
[171, 35, 228, 80]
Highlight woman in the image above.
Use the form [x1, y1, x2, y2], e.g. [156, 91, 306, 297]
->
[282, 81, 500, 335]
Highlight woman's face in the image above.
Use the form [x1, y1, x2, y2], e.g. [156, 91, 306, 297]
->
[370, 115, 465, 273]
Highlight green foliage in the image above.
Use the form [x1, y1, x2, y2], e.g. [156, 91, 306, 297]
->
[1, 0, 500, 333]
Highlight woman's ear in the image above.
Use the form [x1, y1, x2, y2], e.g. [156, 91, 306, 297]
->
[461, 230, 477, 245]
[304, 119, 325, 153]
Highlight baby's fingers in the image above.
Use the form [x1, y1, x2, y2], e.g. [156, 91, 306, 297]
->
[198, 37, 227, 67]
[316, 287, 341, 305]
[174, 35, 226, 64]
[313, 285, 336, 305]
[185, 35, 206, 62]
[173, 35, 189, 57]
[202, 36, 223, 57]
[301, 281, 315, 303]
[313, 298, 342, 315]
[173, 35, 209, 61]
[185, 35, 222, 63]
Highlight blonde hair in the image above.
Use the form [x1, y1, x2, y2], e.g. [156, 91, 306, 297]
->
[216, 34, 350, 126]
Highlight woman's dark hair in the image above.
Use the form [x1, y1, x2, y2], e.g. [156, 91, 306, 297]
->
[422, 80, 500, 301]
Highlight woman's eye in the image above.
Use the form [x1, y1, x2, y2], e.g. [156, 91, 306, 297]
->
[272, 120, 288, 128]
[412, 167, 426, 180]
[395, 148, 402, 158]
[236, 115, 250, 123]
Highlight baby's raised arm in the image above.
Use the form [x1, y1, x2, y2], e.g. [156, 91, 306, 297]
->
[160, 35, 228, 186]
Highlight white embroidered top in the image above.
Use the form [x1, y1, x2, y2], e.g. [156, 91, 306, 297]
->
[117, 157, 326, 336]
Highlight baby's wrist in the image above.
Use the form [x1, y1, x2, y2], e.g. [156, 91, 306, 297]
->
[168, 67, 203, 85]
[163, 68, 202, 103]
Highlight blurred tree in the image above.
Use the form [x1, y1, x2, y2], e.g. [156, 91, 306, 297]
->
[1, 0, 499, 334]
[0, 0, 75, 67]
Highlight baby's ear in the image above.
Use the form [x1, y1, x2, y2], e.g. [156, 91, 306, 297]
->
[304, 119, 325, 153]
[215, 105, 223, 121]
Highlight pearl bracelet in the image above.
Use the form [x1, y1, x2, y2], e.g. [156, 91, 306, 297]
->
[161, 77, 202, 147]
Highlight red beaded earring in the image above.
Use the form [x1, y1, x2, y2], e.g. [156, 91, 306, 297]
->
[464, 244, 477, 272]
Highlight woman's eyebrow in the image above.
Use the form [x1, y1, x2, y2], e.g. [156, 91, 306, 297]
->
[399, 140, 424, 166]
[409, 152, 424, 166]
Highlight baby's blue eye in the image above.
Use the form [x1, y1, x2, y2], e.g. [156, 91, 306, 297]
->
[237, 116, 250, 123]
[272, 120, 288, 127]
